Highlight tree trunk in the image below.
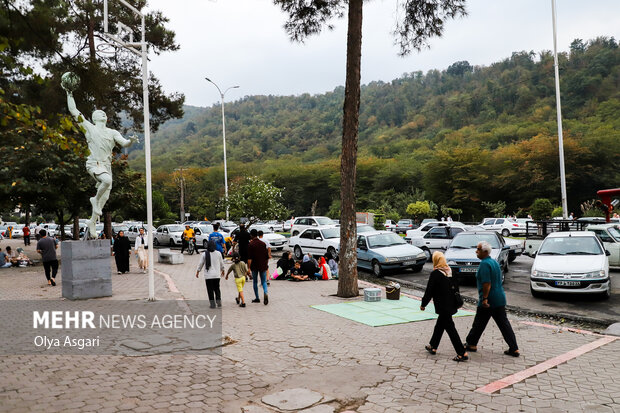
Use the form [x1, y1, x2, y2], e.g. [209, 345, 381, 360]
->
[337, 0, 363, 298]
[104, 211, 112, 239]
[73, 216, 79, 240]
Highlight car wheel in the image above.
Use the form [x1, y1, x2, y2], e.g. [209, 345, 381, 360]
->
[600, 285, 611, 300]
[294, 246, 303, 260]
[530, 286, 543, 298]
[411, 264, 424, 273]
[327, 246, 337, 258]
[153, 238, 160, 246]
[372, 260, 383, 278]
[292, 231, 299, 236]
[501, 229, 510, 237]
[422, 248, 431, 262]
[170, 238, 175, 246]
[508, 253, 516, 263]
[203, 240, 208, 249]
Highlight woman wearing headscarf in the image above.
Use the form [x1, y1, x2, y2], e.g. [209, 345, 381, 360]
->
[112, 230, 131, 274]
[301, 254, 319, 280]
[318, 256, 331, 280]
[420, 251, 469, 362]
[196, 239, 225, 308]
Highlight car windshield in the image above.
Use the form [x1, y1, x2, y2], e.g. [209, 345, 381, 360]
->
[397, 220, 411, 225]
[321, 228, 340, 239]
[538, 236, 603, 255]
[315, 217, 334, 226]
[167, 225, 184, 232]
[367, 233, 407, 248]
[357, 225, 374, 233]
[196, 225, 214, 233]
[608, 227, 620, 242]
[451, 234, 501, 249]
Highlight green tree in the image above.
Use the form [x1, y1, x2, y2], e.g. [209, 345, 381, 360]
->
[551, 206, 563, 218]
[406, 201, 432, 218]
[481, 201, 506, 217]
[222, 177, 287, 223]
[530, 198, 553, 220]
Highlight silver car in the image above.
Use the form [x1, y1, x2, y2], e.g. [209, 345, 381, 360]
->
[153, 224, 184, 247]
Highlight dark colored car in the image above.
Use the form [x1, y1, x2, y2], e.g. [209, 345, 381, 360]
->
[395, 219, 416, 234]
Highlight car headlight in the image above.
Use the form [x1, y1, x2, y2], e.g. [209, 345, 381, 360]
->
[384, 257, 398, 262]
[416, 252, 426, 259]
[532, 270, 550, 277]
[587, 270, 606, 278]
[447, 260, 457, 266]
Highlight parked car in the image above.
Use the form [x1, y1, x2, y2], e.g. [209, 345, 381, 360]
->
[231, 225, 288, 251]
[587, 223, 620, 267]
[405, 221, 468, 241]
[126, 225, 155, 242]
[357, 224, 376, 233]
[112, 224, 129, 236]
[478, 217, 526, 237]
[153, 224, 184, 246]
[282, 220, 293, 232]
[193, 225, 230, 249]
[42, 223, 59, 237]
[407, 225, 467, 261]
[290, 216, 336, 236]
[445, 231, 510, 282]
[395, 219, 416, 234]
[356, 231, 427, 277]
[530, 231, 611, 299]
[289, 226, 340, 260]
[384, 219, 397, 231]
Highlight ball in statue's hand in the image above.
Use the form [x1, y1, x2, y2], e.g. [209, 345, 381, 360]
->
[61, 72, 80, 91]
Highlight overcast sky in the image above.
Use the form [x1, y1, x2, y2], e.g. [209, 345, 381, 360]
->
[145, 0, 620, 107]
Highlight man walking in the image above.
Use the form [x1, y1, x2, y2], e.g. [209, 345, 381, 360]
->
[34, 222, 42, 241]
[233, 224, 251, 263]
[464, 241, 520, 357]
[247, 229, 269, 305]
[208, 223, 227, 258]
[36, 229, 59, 286]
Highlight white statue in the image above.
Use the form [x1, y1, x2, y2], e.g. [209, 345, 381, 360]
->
[61, 72, 138, 238]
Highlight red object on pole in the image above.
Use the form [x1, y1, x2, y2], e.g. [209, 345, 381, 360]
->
[596, 188, 620, 223]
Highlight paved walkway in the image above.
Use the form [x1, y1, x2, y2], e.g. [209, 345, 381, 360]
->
[0, 246, 619, 412]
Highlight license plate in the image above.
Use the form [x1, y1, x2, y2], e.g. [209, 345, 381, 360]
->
[403, 261, 415, 265]
[460, 267, 477, 273]
[556, 281, 580, 287]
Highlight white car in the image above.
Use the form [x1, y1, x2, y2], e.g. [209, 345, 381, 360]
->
[406, 225, 468, 261]
[587, 223, 620, 267]
[289, 226, 340, 260]
[231, 225, 288, 251]
[479, 218, 526, 237]
[153, 224, 184, 247]
[290, 216, 336, 236]
[384, 219, 397, 231]
[282, 220, 293, 232]
[405, 221, 468, 242]
[530, 232, 611, 299]
[126, 225, 155, 242]
[193, 225, 230, 249]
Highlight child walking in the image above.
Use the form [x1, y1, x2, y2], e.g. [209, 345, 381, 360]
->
[226, 252, 250, 307]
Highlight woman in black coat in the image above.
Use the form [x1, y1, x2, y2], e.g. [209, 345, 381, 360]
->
[113, 230, 131, 274]
[276, 251, 295, 279]
[420, 251, 468, 362]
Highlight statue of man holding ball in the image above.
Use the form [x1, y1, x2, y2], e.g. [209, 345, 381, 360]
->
[61, 72, 138, 238]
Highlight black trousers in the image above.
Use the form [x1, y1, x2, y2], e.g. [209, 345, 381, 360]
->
[181, 239, 188, 253]
[43, 260, 58, 281]
[205, 279, 221, 302]
[24, 235, 30, 246]
[429, 313, 465, 356]
[465, 306, 519, 351]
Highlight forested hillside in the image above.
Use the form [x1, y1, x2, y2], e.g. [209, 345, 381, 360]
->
[129, 37, 620, 221]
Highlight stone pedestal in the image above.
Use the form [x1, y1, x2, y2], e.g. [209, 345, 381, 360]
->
[61, 240, 112, 300]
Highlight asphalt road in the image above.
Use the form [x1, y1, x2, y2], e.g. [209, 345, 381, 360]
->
[160, 244, 619, 327]
[379, 254, 620, 327]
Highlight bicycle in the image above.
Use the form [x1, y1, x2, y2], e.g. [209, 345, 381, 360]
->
[186, 237, 197, 255]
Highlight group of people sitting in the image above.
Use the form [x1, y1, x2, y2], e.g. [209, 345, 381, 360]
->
[0, 246, 33, 268]
[274, 251, 339, 281]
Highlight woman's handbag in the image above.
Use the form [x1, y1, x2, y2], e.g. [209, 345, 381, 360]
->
[450, 278, 464, 308]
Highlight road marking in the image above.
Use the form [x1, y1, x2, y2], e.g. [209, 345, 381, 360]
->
[155, 268, 180, 293]
[476, 335, 618, 394]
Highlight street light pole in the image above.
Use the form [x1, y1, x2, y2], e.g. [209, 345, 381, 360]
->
[551, 0, 569, 219]
[205, 77, 239, 221]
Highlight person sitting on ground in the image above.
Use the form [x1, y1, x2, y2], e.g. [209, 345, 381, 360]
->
[301, 254, 320, 280]
[0, 248, 12, 268]
[325, 252, 339, 279]
[6, 246, 18, 266]
[290, 261, 309, 281]
[318, 256, 332, 280]
[16, 248, 32, 267]
[276, 251, 295, 279]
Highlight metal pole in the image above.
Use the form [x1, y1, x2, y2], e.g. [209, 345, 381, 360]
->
[220, 93, 229, 221]
[551, 0, 569, 219]
[141, 15, 156, 301]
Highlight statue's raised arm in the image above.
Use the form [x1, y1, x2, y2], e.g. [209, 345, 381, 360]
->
[61, 72, 83, 121]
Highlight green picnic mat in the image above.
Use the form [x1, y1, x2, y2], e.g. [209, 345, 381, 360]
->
[311, 295, 473, 327]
